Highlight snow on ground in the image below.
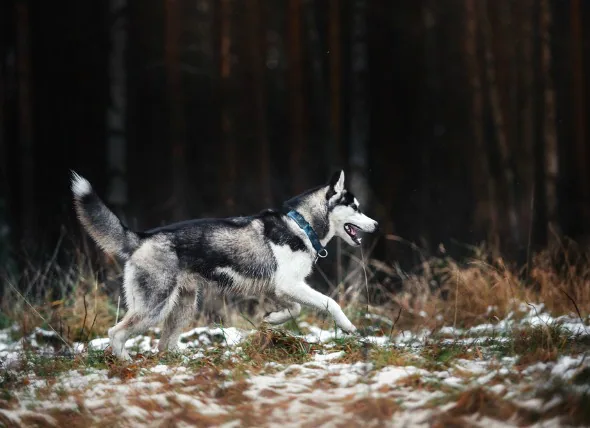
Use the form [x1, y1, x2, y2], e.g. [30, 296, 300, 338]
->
[1, 305, 589, 427]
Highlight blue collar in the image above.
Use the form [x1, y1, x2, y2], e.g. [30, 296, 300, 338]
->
[286, 210, 328, 258]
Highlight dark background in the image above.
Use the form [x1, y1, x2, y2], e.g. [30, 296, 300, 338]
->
[1, 0, 589, 293]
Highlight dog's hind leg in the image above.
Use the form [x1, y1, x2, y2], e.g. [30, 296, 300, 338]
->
[263, 302, 301, 325]
[109, 259, 181, 360]
[158, 287, 198, 352]
[108, 311, 152, 361]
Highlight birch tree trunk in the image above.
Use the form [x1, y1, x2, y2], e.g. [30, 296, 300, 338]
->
[539, 0, 559, 240]
[106, 0, 128, 215]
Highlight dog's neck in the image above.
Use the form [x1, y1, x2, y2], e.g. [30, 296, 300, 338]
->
[284, 208, 335, 257]
[283, 185, 337, 257]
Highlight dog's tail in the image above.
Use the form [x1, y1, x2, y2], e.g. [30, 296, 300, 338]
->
[71, 171, 141, 259]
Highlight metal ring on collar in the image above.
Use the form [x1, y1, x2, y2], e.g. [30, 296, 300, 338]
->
[317, 249, 328, 258]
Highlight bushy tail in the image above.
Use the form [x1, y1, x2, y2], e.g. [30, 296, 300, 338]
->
[71, 171, 140, 259]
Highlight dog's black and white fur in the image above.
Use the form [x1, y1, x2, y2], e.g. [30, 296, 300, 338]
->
[71, 170, 378, 360]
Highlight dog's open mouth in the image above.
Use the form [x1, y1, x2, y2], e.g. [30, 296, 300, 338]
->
[344, 223, 363, 245]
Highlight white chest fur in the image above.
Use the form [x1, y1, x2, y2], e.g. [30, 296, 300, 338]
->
[270, 243, 314, 286]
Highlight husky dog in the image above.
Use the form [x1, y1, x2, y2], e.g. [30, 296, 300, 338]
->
[71, 170, 378, 360]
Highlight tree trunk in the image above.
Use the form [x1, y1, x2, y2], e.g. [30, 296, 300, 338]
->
[479, 0, 520, 247]
[520, 0, 537, 256]
[0, 24, 8, 280]
[349, 0, 369, 204]
[329, 0, 342, 171]
[165, 0, 188, 221]
[16, 0, 35, 248]
[196, 0, 214, 64]
[288, 0, 305, 193]
[219, 0, 236, 211]
[464, 0, 498, 247]
[329, 0, 343, 290]
[421, 1, 437, 246]
[539, 0, 559, 240]
[348, 0, 369, 294]
[0, 34, 6, 196]
[247, 0, 271, 207]
[571, 0, 587, 225]
[106, 0, 128, 216]
[304, 0, 331, 177]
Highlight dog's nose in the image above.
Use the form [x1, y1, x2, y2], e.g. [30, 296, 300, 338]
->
[373, 221, 380, 232]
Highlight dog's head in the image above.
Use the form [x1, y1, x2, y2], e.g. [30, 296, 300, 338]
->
[325, 171, 379, 247]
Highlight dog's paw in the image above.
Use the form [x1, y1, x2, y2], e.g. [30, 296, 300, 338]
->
[263, 312, 284, 325]
[119, 351, 132, 362]
[340, 324, 358, 335]
[353, 327, 373, 337]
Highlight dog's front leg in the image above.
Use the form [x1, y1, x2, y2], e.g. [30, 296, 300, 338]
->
[277, 282, 356, 334]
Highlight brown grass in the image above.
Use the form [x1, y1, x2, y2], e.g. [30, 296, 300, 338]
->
[431, 414, 477, 428]
[2, 241, 590, 427]
[447, 388, 520, 420]
[311, 373, 340, 390]
[384, 241, 590, 332]
[343, 396, 399, 422]
[328, 338, 416, 368]
[160, 407, 230, 428]
[4, 240, 589, 351]
[512, 324, 564, 366]
[396, 373, 438, 391]
[213, 380, 251, 406]
[443, 383, 590, 426]
[1, 251, 120, 345]
[533, 380, 590, 426]
[242, 327, 317, 366]
[443, 387, 542, 424]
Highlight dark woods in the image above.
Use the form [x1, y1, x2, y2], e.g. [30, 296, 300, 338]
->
[1, 0, 589, 290]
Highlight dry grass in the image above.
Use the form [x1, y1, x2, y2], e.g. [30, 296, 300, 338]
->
[420, 343, 472, 369]
[442, 384, 590, 426]
[2, 240, 590, 426]
[444, 388, 534, 423]
[533, 378, 590, 426]
[512, 324, 570, 365]
[343, 396, 399, 422]
[3, 240, 590, 350]
[384, 241, 590, 331]
[213, 380, 251, 406]
[241, 326, 317, 366]
[328, 337, 416, 368]
[395, 373, 439, 391]
[1, 253, 117, 346]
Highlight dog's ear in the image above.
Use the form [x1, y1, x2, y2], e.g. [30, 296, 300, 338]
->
[328, 170, 345, 195]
